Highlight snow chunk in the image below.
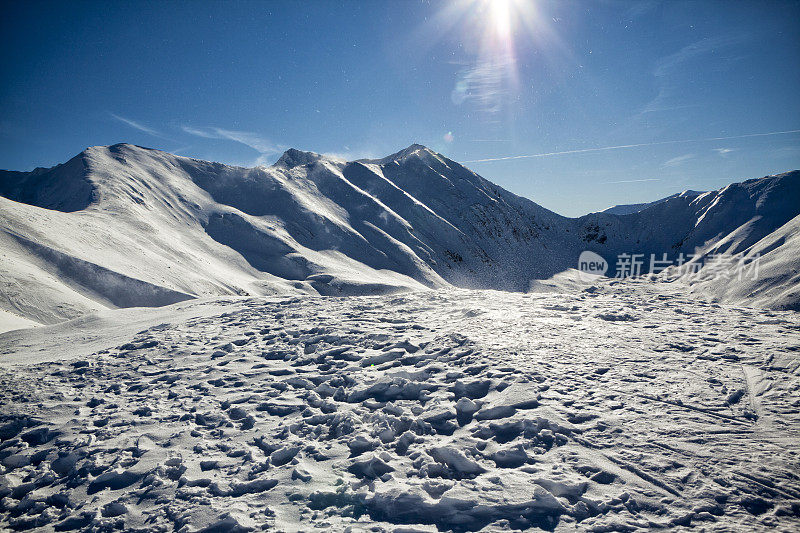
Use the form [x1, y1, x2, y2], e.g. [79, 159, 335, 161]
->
[428, 446, 485, 477]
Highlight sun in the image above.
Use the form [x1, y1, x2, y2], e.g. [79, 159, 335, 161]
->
[480, 0, 541, 52]
[488, 0, 513, 39]
[424, 0, 550, 120]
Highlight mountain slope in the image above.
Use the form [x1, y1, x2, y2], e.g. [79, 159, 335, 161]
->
[671, 212, 800, 310]
[0, 144, 797, 330]
[579, 171, 800, 275]
[600, 190, 704, 215]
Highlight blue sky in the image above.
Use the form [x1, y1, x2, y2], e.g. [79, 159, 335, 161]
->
[1, 0, 798, 216]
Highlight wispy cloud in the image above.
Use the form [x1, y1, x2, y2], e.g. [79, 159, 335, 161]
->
[627, 35, 746, 126]
[653, 36, 743, 78]
[662, 153, 694, 167]
[322, 149, 379, 162]
[451, 56, 516, 122]
[603, 178, 660, 184]
[216, 129, 278, 154]
[170, 145, 194, 155]
[182, 126, 278, 153]
[110, 113, 162, 137]
[181, 125, 281, 165]
[623, 0, 660, 21]
[714, 147, 734, 156]
[464, 129, 800, 163]
[181, 125, 216, 139]
[640, 101, 701, 114]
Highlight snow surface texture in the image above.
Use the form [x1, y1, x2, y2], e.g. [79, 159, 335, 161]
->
[1, 143, 798, 333]
[1, 285, 799, 531]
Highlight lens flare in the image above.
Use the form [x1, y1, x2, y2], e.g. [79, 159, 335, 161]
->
[417, 0, 559, 125]
[489, 0, 512, 39]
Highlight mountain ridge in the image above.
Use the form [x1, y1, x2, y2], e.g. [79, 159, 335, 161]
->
[1, 143, 797, 331]
[600, 190, 706, 215]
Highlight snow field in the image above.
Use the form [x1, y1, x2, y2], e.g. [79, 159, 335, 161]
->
[1, 283, 798, 531]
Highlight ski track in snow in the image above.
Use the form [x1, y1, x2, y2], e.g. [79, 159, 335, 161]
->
[1, 281, 799, 531]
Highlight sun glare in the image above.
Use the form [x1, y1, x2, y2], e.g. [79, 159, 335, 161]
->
[425, 0, 550, 125]
[489, 0, 512, 38]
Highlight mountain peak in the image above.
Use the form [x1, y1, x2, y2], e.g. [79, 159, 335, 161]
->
[101, 143, 160, 154]
[402, 143, 430, 152]
[394, 143, 434, 159]
[366, 144, 438, 165]
[274, 148, 324, 169]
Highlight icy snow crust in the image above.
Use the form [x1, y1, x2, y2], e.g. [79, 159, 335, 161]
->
[0, 285, 799, 531]
[0, 143, 798, 332]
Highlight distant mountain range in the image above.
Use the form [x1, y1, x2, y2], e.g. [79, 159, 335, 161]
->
[1, 143, 797, 329]
[600, 190, 705, 215]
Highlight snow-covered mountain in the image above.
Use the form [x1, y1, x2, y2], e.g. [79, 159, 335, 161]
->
[600, 190, 705, 215]
[1, 143, 798, 329]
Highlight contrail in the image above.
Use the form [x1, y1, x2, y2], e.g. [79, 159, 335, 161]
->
[463, 129, 800, 163]
[603, 178, 660, 184]
[110, 113, 161, 136]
